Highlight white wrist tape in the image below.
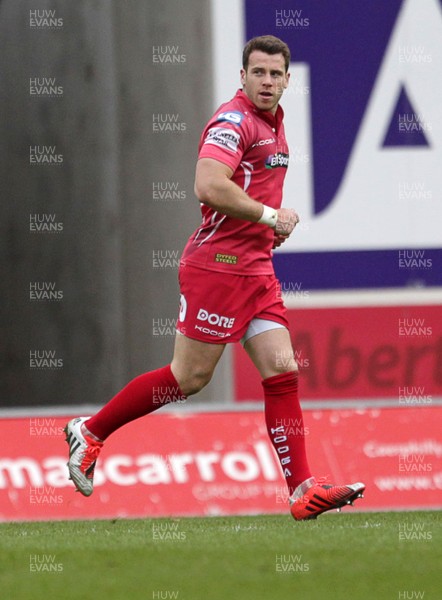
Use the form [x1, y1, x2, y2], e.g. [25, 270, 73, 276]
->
[258, 205, 278, 228]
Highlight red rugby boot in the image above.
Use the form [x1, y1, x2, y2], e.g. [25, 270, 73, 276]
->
[290, 476, 365, 521]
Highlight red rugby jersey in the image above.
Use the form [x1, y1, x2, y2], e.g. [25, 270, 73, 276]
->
[181, 89, 289, 275]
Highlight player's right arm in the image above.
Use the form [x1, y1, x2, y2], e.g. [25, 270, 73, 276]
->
[194, 157, 299, 235]
[194, 157, 263, 222]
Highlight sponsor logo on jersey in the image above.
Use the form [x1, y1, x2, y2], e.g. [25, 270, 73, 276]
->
[265, 152, 289, 169]
[204, 127, 240, 153]
[214, 253, 238, 265]
[252, 138, 276, 148]
[196, 308, 235, 329]
[216, 110, 244, 126]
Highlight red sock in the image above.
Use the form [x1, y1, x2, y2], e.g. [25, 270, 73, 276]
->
[86, 364, 185, 441]
[262, 371, 311, 496]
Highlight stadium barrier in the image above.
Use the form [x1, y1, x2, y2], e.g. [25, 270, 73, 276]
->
[1, 406, 440, 521]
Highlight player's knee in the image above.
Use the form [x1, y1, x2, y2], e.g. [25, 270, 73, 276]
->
[178, 366, 214, 396]
[272, 357, 298, 375]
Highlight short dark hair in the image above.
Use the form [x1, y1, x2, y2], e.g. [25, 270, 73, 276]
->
[242, 35, 291, 73]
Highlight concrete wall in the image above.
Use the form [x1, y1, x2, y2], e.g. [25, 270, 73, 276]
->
[0, 0, 232, 409]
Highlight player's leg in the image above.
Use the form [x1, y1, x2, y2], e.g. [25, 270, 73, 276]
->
[243, 325, 297, 378]
[244, 324, 365, 519]
[243, 326, 311, 497]
[171, 332, 226, 395]
[85, 332, 224, 440]
[65, 333, 224, 496]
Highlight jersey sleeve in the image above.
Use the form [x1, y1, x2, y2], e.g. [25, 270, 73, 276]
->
[198, 109, 254, 173]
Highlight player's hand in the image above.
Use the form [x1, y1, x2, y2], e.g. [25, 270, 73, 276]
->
[272, 233, 288, 249]
[274, 208, 300, 237]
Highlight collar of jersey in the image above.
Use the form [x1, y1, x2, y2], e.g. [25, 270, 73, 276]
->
[235, 89, 284, 133]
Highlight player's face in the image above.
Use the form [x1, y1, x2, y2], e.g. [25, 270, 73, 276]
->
[241, 51, 289, 114]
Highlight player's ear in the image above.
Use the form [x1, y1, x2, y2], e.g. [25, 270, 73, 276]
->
[284, 71, 290, 89]
[240, 68, 246, 86]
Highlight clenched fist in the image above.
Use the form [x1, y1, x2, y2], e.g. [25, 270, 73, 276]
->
[274, 208, 300, 237]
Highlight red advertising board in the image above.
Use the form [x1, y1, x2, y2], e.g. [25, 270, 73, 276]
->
[234, 304, 442, 401]
[0, 407, 440, 521]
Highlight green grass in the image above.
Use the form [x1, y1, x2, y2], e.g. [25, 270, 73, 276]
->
[0, 512, 440, 600]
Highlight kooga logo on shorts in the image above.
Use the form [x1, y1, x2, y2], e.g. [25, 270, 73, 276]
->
[196, 309, 235, 329]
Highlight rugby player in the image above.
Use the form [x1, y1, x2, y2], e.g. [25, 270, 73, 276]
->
[65, 35, 365, 520]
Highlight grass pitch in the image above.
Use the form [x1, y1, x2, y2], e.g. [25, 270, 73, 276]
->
[0, 511, 439, 600]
